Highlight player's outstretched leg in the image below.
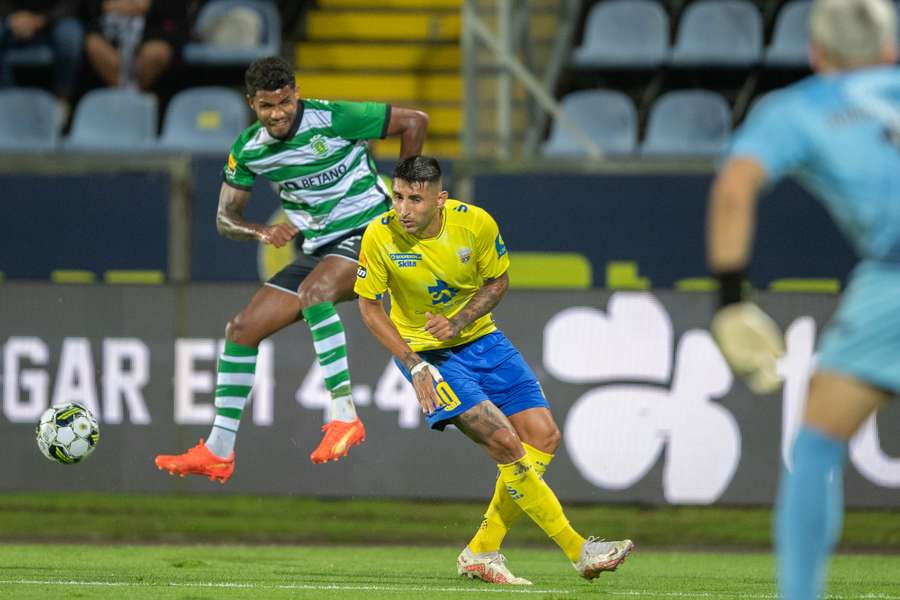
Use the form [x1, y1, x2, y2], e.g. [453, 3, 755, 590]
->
[460, 443, 551, 584]
[468, 443, 553, 554]
[304, 301, 366, 463]
[776, 426, 847, 600]
[498, 455, 633, 580]
[155, 339, 257, 483]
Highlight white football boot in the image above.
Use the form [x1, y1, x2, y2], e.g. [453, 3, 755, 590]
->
[573, 537, 634, 580]
[457, 547, 533, 585]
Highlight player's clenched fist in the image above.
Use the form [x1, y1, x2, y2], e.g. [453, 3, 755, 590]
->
[410, 361, 443, 414]
[258, 223, 299, 247]
[425, 311, 460, 340]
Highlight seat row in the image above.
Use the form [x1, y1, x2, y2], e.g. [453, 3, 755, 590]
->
[3, 0, 281, 70]
[574, 0, 814, 69]
[542, 89, 734, 157]
[0, 87, 249, 153]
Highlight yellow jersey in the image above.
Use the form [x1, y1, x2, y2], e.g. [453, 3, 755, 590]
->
[354, 199, 510, 352]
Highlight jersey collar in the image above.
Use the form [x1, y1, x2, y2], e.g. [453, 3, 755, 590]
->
[411, 207, 446, 241]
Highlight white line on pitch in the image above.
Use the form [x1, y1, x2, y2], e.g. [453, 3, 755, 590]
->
[0, 579, 898, 599]
[0, 579, 564, 595]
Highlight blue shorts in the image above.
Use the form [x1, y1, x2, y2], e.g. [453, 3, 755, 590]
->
[395, 331, 550, 430]
[818, 260, 900, 393]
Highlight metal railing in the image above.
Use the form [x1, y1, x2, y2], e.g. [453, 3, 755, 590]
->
[461, 0, 603, 160]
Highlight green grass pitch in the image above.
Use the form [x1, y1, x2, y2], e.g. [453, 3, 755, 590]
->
[2, 494, 898, 599]
[1, 544, 900, 599]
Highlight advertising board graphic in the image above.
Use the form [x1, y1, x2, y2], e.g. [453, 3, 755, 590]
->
[2, 284, 898, 507]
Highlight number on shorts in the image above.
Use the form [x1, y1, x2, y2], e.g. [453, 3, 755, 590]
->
[435, 381, 461, 410]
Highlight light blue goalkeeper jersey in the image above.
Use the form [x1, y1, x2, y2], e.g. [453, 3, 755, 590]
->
[729, 65, 900, 262]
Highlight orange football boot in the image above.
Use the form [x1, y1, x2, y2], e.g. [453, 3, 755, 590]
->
[309, 418, 366, 464]
[155, 439, 234, 483]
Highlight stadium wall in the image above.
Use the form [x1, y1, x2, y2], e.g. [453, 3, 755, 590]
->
[1, 159, 857, 287]
[2, 284, 898, 507]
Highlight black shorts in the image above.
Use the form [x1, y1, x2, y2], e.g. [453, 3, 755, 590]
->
[266, 230, 364, 293]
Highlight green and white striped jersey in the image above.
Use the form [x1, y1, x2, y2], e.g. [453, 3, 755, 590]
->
[223, 98, 392, 253]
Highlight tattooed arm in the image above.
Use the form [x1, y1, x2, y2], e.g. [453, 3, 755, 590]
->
[424, 272, 509, 341]
[215, 182, 298, 246]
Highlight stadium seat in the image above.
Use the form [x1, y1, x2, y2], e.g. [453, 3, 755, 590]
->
[65, 89, 157, 151]
[764, 1, 813, 68]
[159, 87, 249, 153]
[541, 90, 637, 157]
[0, 88, 59, 151]
[183, 0, 281, 66]
[670, 0, 762, 66]
[640, 90, 732, 156]
[571, 0, 669, 68]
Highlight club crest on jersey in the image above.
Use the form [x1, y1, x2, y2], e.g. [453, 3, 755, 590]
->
[309, 134, 329, 156]
[457, 247, 472, 264]
[225, 152, 237, 177]
[390, 252, 422, 268]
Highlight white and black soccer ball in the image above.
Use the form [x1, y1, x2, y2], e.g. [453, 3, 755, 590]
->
[35, 403, 100, 464]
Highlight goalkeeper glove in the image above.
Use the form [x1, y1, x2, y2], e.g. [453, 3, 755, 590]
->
[711, 301, 785, 394]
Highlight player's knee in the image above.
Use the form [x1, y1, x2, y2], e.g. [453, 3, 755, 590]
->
[226, 314, 256, 346]
[297, 282, 334, 310]
[487, 427, 524, 463]
[540, 425, 561, 454]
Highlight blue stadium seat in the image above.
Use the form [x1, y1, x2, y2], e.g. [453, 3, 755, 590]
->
[640, 90, 732, 157]
[159, 87, 249, 153]
[0, 88, 59, 151]
[541, 90, 637, 157]
[183, 0, 281, 66]
[65, 89, 157, 151]
[670, 0, 762, 66]
[765, 1, 813, 67]
[572, 0, 669, 68]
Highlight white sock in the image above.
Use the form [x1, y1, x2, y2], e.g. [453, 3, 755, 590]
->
[206, 428, 235, 459]
[329, 391, 357, 422]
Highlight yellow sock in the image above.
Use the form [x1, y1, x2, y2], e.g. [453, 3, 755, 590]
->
[468, 443, 554, 554]
[497, 455, 585, 562]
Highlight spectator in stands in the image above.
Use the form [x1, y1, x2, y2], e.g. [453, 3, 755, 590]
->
[0, 1, 84, 116]
[81, 0, 189, 92]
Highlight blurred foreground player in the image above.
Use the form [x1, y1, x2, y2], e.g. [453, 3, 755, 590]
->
[356, 155, 634, 585]
[707, 1, 900, 598]
[155, 56, 428, 480]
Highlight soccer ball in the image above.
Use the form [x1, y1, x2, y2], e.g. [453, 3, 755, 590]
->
[35, 403, 100, 464]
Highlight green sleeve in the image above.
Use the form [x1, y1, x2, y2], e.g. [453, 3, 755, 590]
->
[223, 143, 256, 190]
[331, 101, 391, 141]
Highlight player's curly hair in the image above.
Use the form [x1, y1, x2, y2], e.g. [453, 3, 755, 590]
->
[245, 56, 295, 97]
[393, 155, 442, 184]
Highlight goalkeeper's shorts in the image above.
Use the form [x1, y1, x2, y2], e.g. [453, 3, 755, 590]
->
[394, 331, 550, 430]
[817, 260, 900, 393]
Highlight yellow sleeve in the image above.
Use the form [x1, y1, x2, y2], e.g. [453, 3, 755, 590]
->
[354, 224, 389, 299]
[474, 209, 510, 280]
